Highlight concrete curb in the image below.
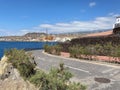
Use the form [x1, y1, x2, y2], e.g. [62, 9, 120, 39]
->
[42, 50, 120, 68]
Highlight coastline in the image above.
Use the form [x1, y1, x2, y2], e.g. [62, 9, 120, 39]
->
[0, 41, 58, 59]
[0, 40, 58, 42]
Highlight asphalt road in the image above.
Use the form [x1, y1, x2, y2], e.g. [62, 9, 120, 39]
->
[31, 50, 120, 90]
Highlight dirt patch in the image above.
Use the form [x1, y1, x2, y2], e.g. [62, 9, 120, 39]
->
[83, 30, 112, 37]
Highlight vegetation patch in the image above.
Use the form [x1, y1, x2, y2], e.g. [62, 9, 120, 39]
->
[44, 44, 62, 55]
[30, 63, 86, 90]
[60, 35, 120, 52]
[5, 48, 86, 90]
[68, 43, 120, 63]
[45, 42, 120, 64]
[5, 48, 36, 79]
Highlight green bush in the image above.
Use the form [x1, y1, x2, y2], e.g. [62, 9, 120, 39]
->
[44, 44, 62, 55]
[5, 49, 86, 90]
[69, 45, 79, 58]
[69, 45, 87, 59]
[68, 82, 87, 90]
[30, 63, 86, 90]
[4, 48, 35, 79]
[44, 44, 50, 53]
[68, 43, 120, 62]
[18, 63, 35, 78]
[29, 70, 47, 88]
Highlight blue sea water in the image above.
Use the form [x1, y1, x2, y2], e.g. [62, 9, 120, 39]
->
[0, 41, 57, 59]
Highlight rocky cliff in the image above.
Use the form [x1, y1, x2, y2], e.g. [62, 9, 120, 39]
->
[0, 56, 38, 90]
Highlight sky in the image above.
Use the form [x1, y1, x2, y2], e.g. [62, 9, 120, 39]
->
[0, 0, 120, 36]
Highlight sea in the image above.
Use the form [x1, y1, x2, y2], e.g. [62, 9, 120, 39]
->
[0, 41, 57, 59]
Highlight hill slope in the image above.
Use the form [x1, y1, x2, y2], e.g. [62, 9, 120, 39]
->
[83, 30, 113, 37]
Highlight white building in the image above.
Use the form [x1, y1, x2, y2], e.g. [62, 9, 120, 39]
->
[114, 16, 120, 28]
[54, 37, 71, 42]
[61, 37, 71, 42]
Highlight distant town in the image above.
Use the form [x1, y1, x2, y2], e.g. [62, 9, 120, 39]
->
[0, 29, 111, 42]
[0, 32, 79, 42]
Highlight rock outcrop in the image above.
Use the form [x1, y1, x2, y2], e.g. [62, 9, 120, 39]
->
[0, 56, 13, 80]
[0, 56, 38, 90]
[113, 27, 120, 34]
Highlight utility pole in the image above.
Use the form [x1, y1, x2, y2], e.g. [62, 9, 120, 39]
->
[45, 28, 48, 44]
[46, 28, 48, 40]
[46, 28, 48, 36]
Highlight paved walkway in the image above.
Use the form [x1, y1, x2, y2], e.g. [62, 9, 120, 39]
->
[31, 50, 120, 90]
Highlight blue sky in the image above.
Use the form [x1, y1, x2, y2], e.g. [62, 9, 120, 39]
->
[0, 0, 120, 36]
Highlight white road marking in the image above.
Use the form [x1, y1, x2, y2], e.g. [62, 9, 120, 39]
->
[102, 68, 115, 73]
[110, 70, 120, 76]
[65, 65, 91, 74]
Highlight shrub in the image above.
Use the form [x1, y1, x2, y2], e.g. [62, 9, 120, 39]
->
[4, 48, 35, 79]
[68, 82, 87, 90]
[5, 49, 86, 90]
[68, 43, 120, 62]
[69, 45, 89, 59]
[54, 45, 62, 55]
[18, 63, 35, 78]
[102, 42, 114, 56]
[29, 70, 47, 88]
[30, 63, 86, 90]
[69, 45, 79, 58]
[44, 44, 50, 53]
[44, 44, 62, 55]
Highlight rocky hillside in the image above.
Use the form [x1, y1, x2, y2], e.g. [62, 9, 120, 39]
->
[0, 56, 38, 90]
[83, 30, 112, 37]
[60, 28, 120, 52]
[24, 32, 46, 38]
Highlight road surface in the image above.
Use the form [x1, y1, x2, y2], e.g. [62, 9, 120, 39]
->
[31, 50, 120, 90]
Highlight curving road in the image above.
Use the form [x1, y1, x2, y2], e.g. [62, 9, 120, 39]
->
[31, 50, 120, 90]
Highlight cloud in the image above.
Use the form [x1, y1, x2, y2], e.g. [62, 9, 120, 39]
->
[89, 2, 96, 7]
[0, 29, 35, 36]
[109, 13, 120, 17]
[21, 13, 117, 34]
[0, 14, 118, 36]
[35, 15, 115, 33]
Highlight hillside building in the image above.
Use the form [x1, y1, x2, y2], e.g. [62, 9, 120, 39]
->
[114, 16, 120, 28]
[113, 16, 120, 34]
